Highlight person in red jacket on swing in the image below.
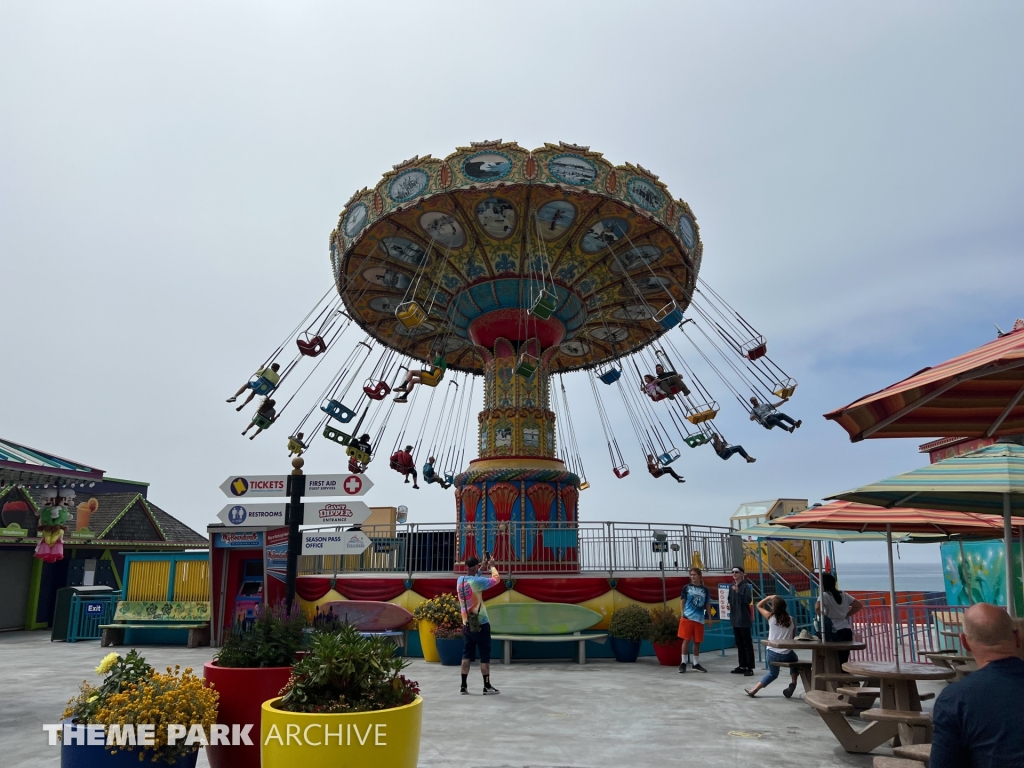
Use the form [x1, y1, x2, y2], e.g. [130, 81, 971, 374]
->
[389, 445, 419, 488]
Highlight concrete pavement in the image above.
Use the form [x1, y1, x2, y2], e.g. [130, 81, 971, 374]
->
[0, 630, 944, 767]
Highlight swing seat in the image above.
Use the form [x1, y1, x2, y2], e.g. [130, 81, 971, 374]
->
[658, 448, 681, 466]
[323, 425, 352, 446]
[597, 366, 621, 385]
[419, 367, 444, 387]
[530, 290, 557, 320]
[741, 336, 768, 361]
[320, 399, 357, 423]
[345, 445, 371, 464]
[515, 354, 538, 378]
[396, 301, 427, 329]
[252, 413, 274, 430]
[684, 434, 709, 448]
[653, 302, 683, 330]
[645, 388, 667, 402]
[773, 379, 798, 399]
[287, 437, 307, 455]
[685, 404, 719, 425]
[612, 465, 630, 479]
[248, 375, 277, 396]
[579, 481, 590, 491]
[363, 380, 392, 400]
[444, 473, 455, 485]
[296, 334, 327, 357]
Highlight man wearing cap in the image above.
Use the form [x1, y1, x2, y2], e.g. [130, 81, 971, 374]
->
[389, 445, 419, 488]
[728, 566, 755, 676]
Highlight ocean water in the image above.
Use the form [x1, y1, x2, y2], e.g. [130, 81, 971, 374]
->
[836, 562, 946, 593]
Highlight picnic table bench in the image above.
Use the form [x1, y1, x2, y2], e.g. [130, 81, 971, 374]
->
[100, 601, 211, 648]
[488, 603, 607, 664]
[770, 659, 813, 692]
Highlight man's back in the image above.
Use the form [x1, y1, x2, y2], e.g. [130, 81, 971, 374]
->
[930, 656, 1024, 768]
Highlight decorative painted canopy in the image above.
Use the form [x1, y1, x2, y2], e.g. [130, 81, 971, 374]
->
[331, 141, 702, 375]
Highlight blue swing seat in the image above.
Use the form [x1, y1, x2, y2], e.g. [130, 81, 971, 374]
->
[658, 448, 681, 466]
[321, 399, 356, 423]
[597, 367, 622, 385]
[654, 302, 683, 330]
[248, 375, 277, 396]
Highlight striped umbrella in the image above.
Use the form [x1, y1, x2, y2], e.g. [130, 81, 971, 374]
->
[828, 442, 1024, 619]
[774, 498, 1024, 666]
[824, 323, 1024, 441]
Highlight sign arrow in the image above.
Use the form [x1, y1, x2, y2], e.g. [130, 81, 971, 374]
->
[217, 503, 290, 527]
[304, 474, 374, 497]
[301, 530, 372, 556]
[220, 475, 288, 499]
[302, 500, 372, 526]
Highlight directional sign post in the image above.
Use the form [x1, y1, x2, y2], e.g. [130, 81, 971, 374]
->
[218, 502, 290, 527]
[301, 530, 372, 557]
[302, 500, 372, 527]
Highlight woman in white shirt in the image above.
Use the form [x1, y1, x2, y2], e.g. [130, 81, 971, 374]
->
[744, 595, 800, 699]
[817, 573, 863, 665]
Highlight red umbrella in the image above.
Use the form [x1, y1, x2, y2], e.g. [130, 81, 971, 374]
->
[825, 322, 1024, 442]
[774, 500, 1024, 667]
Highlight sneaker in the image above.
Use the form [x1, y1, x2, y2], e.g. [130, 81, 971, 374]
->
[394, 396, 408, 403]
[460, 686, 468, 695]
[482, 685, 500, 695]
[794, 420, 802, 429]
[692, 663, 708, 673]
[681, 385, 692, 396]
[226, 397, 236, 403]
[746, 457, 757, 463]
[743, 668, 755, 676]
[678, 663, 687, 673]
[783, 683, 796, 699]
[730, 667, 745, 674]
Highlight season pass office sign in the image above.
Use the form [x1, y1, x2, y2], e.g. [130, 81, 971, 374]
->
[301, 530, 372, 556]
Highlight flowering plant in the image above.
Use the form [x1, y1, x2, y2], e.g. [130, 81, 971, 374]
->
[430, 620, 464, 639]
[62, 651, 219, 763]
[277, 624, 419, 714]
[412, 592, 461, 626]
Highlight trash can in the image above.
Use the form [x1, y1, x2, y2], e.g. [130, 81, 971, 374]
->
[51, 586, 117, 642]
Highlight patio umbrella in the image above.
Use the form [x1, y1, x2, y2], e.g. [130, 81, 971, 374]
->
[773, 499, 1024, 667]
[824, 323, 1024, 442]
[829, 441, 1024, 617]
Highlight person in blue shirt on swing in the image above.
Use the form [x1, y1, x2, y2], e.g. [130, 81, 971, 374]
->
[422, 456, 451, 489]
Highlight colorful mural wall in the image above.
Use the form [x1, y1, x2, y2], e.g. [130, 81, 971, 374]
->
[941, 540, 1024, 615]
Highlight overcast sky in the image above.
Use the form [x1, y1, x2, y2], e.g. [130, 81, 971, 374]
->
[2, 2, 1021, 566]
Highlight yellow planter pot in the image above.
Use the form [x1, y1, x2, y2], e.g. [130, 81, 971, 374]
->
[261, 696, 422, 768]
[418, 619, 440, 662]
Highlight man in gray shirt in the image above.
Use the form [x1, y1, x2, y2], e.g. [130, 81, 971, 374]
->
[728, 566, 755, 676]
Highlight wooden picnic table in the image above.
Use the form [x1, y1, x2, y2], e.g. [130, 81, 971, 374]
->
[767, 638, 867, 692]
[844, 660, 954, 747]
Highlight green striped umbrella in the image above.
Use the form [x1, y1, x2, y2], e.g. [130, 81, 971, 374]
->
[829, 441, 1024, 617]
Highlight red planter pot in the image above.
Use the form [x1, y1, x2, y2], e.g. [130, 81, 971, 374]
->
[203, 662, 293, 768]
[652, 640, 683, 667]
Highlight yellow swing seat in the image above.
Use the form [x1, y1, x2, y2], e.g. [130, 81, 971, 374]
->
[773, 379, 798, 399]
[345, 445, 371, 464]
[685, 403, 719, 425]
[419, 367, 444, 387]
[396, 301, 427, 329]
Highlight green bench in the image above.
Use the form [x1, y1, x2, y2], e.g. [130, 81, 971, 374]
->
[100, 601, 211, 648]
[488, 603, 608, 665]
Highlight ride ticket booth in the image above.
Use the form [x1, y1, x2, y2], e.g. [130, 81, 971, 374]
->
[208, 526, 289, 645]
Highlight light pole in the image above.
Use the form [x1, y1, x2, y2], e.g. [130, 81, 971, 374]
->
[654, 530, 668, 608]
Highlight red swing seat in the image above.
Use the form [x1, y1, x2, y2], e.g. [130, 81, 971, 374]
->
[363, 380, 392, 400]
[613, 465, 630, 479]
[296, 334, 327, 357]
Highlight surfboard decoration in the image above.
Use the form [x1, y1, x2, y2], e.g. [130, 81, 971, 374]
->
[487, 603, 601, 635]
[316, 601, 413, 632]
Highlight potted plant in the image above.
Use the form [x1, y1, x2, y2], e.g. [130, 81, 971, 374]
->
[608, 604, 651, 663]
[61, 650, 218, 767]
[412, 593, 460, 662]
[431, 620, 464, 666]
[203, 603, 307, 768]
[647, 606, 683, 666]
[261, 625, 422, 768]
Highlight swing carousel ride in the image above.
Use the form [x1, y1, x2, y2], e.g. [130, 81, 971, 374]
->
[229, 141, 799, 562]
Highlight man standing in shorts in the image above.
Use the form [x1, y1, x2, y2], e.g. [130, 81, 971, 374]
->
[456, 554, 501, 695]
[679, 567, 711, 673]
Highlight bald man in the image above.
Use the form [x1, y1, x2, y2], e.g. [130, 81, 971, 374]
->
[930, 603, 1024, 768]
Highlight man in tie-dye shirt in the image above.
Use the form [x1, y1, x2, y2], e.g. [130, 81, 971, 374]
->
[457, 554, 501, 695]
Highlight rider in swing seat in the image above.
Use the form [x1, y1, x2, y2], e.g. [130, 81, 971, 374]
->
[349, 432, 373, 456]
[710, 433, 756, 463]
[422, 456, 451, 489]
[647, 454, 685, 484]
[348, 456, 366, 474]
[241, 398, 276, 440]
[394, 356, 447, 402]
[749, 396, 802, 433]
[643, 375, 663, 400]
[389, 445, 419, 488]
[228, 362, 281, 411]
[654, 364, 691, 398]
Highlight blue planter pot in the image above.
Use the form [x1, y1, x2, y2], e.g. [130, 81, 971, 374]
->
[610, 637, 641, 663]
[60, 721, 199, 768]
[434, 637, 464, 666]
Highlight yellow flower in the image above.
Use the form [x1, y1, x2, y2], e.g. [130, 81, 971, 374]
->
[95, 652, 121, 676]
